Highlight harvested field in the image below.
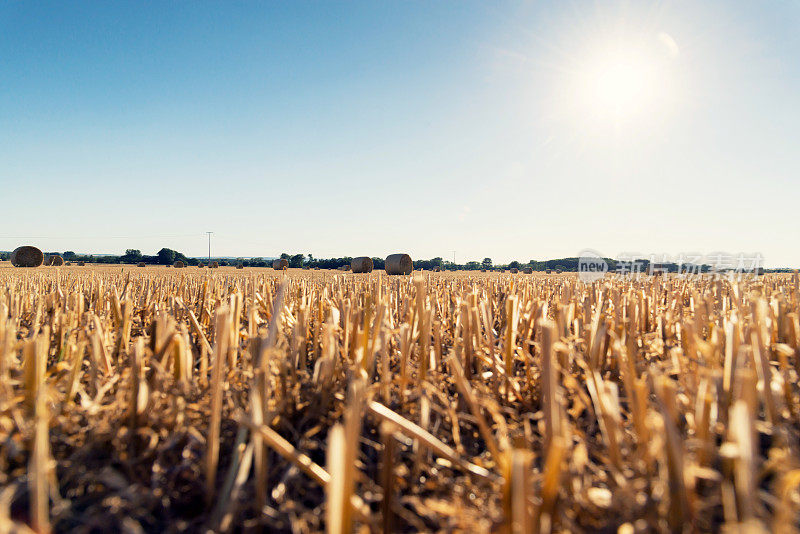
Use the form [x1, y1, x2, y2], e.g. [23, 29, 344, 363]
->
[0, 264, 799, 532]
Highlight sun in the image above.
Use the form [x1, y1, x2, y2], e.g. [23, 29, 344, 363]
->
[579, 46, 662, 122]
[558, 34, 678, 129]
[587, 50, 656, 117]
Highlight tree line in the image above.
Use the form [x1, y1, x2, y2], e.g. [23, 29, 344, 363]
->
[2, 249, 790, 272]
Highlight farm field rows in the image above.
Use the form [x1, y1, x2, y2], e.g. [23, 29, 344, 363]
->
[0, 265, 798, 532]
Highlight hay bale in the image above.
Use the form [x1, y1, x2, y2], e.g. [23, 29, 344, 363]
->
[555, 269, 562, 274]
[385, 254, 413, 275]
[350, 257, 373, 273]
[523, 267, 533, 274]
[173, 261, 185, 268]
[137, 262, 147, 267]
[510, 268, 519, 274]
[273, 259, 288, 270]
[198, 263, 205, 268]
[546, 269, 552, 274]
[46, 254, 64, 266]
[433, 266, 441, 272]
[209, 261, 219, 269]
[236, 263, 244, 269]
[77, 261, 85, 267]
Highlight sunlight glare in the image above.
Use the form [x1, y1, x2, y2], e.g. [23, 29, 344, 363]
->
[581, 46, 661, 121]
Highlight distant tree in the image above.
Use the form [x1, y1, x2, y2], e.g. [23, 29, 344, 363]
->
[289, 254, 305, 268]
[157, 248, 177, 265]
[121, 249, 143, 263]
[482, 258, 493, 268]
[280, 253, 290, 260]
[508, 260, 521, 269]
[63, 251, 76, 259]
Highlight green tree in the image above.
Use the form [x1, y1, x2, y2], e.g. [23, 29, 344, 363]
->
[157, 248, 177, 265]
[122, 249, 143, 263]
[482, 257, 493, 268]
[289, 254, 305, 268]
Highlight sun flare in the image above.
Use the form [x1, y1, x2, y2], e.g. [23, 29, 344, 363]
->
[586, 50, 657, 117]
[560, 34, 678, 128]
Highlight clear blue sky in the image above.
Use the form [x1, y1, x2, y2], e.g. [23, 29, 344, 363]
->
[2, 1, 798, 266]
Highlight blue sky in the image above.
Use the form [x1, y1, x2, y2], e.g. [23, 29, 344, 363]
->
[2, 1, 798, 266]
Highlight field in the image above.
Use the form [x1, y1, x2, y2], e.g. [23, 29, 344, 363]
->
[0, 263, 799, 533]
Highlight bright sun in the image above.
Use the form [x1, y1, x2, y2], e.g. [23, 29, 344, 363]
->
[588, 51, 656, 117]
[562, 34, 678, 128]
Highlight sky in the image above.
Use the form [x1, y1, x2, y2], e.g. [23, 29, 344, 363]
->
[1, 1, 798, 266]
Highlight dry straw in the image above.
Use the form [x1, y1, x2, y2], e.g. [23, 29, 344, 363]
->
[0, 264, 797, 532]
[350, 257, 373, 273]
[10, 246, 44, 267]
[273, 258, 288, 270]
[384, 253, 412, 275]
[45, 254, 64, 266]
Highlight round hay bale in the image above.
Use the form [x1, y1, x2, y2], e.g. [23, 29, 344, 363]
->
[545, 269, 552, 274]
[198, 263, 205, 268]
[510, 268, 519, 274]
[64, 261, 71, 266]
[137, 262, 147, 267]
[523, 267, 533, 274]
[236, 263, 244, 269]
[46, 254, 64, 266]
[209, 261, 219, 269]
[555, 269, 563, 274]
[173, 260, 185, 268]
[337, 265, 350, 271]
[77, 261, 85, 267]
[385, 254, 413, 275]
[433, 266, 441, 272]
[273, 259, 288, 270]
[351, 257, 373, 273]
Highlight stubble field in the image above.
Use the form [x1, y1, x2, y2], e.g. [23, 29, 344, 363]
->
[0, 263, 798, 532]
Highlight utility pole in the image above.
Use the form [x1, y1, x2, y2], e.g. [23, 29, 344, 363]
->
[453, 251, 456, 266]
[206, 232, 213, 263]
